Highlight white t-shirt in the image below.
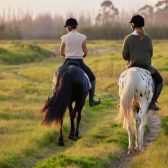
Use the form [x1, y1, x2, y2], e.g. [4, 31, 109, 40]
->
[61, 30, 87, 59]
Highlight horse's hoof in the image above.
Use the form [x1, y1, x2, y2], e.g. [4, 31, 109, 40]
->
[68, 135, 75, 140]
[127, 151, 131, 155]
[73, 135, 81, 140]
[127, 149, 134, 155]
[134, 147, 141, 153]
[58, 141, 64, 146]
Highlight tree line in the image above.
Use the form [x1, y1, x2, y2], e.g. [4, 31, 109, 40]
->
[0, 0, 168, 40]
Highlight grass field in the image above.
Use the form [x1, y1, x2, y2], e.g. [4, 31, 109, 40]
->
[0, 40, 168, 168]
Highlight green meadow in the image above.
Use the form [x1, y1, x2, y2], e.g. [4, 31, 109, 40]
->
[0, 40, 168, 168]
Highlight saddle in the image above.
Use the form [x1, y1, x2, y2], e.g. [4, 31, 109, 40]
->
[65, 60, 81, 67]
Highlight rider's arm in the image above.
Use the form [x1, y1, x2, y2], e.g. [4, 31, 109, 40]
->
[149, 38, 153, 58]
[82, 40, 88, 58]
[122, 37, 130, 60]
[60, 42, 65, 57]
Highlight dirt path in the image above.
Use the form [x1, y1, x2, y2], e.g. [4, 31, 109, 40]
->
[111, 113, 161, 168]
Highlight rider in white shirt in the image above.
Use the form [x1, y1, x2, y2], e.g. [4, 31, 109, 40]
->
[61, 30, 86, 59]
[60, 18, 100, 106]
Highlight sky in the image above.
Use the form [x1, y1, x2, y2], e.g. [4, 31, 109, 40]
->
[0, 0, 159, 16]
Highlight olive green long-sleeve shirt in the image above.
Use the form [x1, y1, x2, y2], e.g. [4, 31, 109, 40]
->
[122, 34, 155, 73]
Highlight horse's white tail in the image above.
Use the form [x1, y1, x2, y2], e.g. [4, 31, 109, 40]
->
[118, 69, 138, 128]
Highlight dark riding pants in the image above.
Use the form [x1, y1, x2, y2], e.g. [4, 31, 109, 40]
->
[63, 58, 95, 82]
[151, 68, 163, 85]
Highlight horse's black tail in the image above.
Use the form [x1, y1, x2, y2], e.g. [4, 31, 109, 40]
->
[41, 72, 71, 126]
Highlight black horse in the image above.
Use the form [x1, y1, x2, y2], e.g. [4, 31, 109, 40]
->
[41, 63, 89, 146]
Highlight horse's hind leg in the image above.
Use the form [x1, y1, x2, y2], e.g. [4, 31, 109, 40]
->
[58, 119, 64, 146]
[137, 102, 148, 151]
[68, 102, 76, 140]
[133, 110, 140, 151]
[74, 111, 81, 139]
[74, 100, 85, 139]
[135, 119, 140, 151]
[127, 123, 133, 154]
[139, 113, 148, 151]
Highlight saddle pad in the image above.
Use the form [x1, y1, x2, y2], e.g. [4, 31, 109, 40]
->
[84, 73, 92, 89]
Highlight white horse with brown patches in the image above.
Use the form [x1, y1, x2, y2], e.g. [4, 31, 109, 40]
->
[117, 67, 154, 154]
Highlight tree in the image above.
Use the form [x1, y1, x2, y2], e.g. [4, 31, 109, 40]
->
[138, 5, 154, 25]
[95, 0, 119, 26]
[155, 0, 168, 26]
[155, 0, 168, 11]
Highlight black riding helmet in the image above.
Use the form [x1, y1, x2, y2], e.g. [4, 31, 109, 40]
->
[129, 15, 145, 28]
[64, 18, 78, 29]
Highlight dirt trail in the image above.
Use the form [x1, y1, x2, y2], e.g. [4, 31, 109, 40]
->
[111, 113, 161, 168]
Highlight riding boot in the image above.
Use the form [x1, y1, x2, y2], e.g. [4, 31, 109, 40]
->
[89, 81, 101, 106]
[148, 83, 163, 111]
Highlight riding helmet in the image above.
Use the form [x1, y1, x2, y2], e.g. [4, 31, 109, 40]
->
[64, 18, 78, 28]
[129, 15, 145, 28]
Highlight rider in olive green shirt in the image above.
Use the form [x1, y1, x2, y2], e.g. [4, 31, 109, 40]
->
[122, 15, 163, 111]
